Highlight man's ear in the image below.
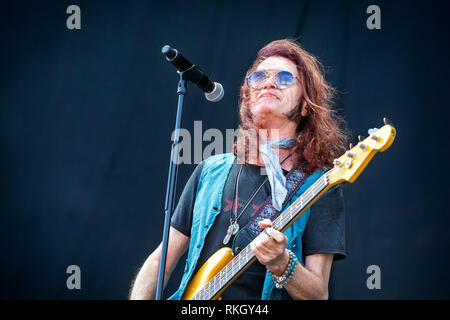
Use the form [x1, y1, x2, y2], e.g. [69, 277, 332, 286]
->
[301, 100, 308, 117]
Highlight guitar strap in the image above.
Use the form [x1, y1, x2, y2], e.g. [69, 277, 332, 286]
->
[232, 165, 310, 255]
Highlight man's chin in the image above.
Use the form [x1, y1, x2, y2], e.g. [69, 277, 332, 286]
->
[252, 105, 284, 120]
[252, 114, 287, 130]
[252, 104, 277, 117]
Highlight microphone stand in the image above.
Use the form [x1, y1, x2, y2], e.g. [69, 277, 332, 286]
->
[155, 70, 188, 300]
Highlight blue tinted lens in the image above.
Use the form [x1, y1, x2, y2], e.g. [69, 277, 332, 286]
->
[275, 71, 295, 89]
[247, 71, 267, 89]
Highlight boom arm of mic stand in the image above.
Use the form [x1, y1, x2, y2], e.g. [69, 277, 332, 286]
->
[155, 72, 187, 300]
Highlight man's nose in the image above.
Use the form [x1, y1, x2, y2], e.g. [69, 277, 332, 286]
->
[261, 75, 276, 89]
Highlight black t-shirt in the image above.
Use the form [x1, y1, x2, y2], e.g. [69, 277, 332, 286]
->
[170, 160, 346, 300]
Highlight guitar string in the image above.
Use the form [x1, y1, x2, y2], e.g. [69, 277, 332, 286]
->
[192, 165, 346, 300]
[201, 176, 328, 293]
[192, 170, 331, 299]
[198, 182, 330, 299]
[192, 165, 345, 300]
[193, 176, 329, 300]
[193, 145, 367, 299]
[198, 133, 389, 299]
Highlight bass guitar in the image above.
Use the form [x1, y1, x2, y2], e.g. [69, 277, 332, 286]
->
[182, 118, 396, 300]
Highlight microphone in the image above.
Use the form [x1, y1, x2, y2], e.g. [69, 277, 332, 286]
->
[161, 45, 224, 102]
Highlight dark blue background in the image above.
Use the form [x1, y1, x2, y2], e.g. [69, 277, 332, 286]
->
[1, 0, 449, 299]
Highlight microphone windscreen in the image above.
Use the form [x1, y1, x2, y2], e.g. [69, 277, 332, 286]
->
[161, 45, 177, 60]
[205, 82, 224, 102]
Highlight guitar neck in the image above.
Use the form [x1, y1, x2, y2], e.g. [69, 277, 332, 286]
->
[191, 171, 331, 300]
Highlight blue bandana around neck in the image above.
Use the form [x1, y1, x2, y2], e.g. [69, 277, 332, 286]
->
[259, 137, 296, 211]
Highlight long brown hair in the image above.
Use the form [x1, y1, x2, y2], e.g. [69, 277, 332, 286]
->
[234, 39, 349, 174]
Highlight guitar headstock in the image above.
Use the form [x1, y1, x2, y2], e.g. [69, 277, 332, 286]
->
[327, 118, 396, 186]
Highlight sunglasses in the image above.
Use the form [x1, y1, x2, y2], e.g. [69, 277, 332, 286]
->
[247, 70, 298, 90]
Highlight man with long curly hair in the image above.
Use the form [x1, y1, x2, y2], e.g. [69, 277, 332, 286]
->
[130, 39, 349, 300]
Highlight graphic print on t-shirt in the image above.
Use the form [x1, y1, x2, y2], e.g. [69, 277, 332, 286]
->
[250, 201, 265, 216]
[222, 197, 243, 213]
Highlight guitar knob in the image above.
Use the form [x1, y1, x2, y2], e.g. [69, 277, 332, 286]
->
[333, 159, 343, 167]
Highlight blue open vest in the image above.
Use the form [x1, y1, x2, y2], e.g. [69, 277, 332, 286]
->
[168, 153, 325, 300]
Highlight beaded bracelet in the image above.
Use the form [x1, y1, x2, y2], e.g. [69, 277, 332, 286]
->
[267, 249, 298, 289]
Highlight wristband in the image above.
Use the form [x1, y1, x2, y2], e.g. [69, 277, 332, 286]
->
[267, 249, 298, 289]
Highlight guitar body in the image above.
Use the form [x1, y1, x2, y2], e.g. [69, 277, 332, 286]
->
[181, 247, 234, 300]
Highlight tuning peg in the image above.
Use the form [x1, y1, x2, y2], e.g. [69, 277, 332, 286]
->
[333, 159, 343, 167]
[368, 128, 378, 135]
[368, 128, 380, 142]
[383, 117, 393, 126]
[358, 135, 366, 142]
[358, 141, 367, 150]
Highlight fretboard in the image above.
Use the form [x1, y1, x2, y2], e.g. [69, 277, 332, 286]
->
[191, 170, 330, 300]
